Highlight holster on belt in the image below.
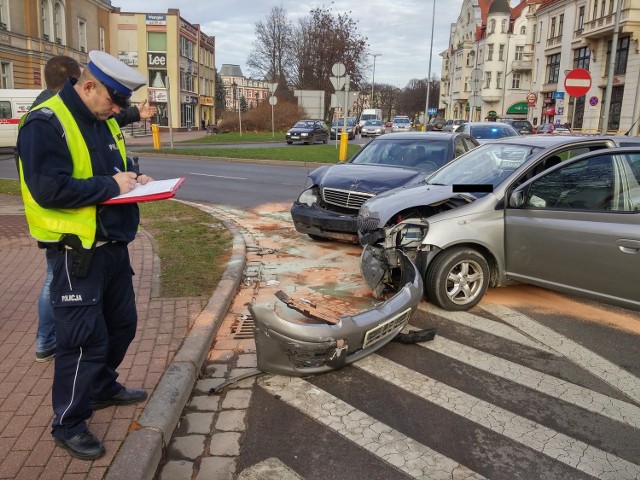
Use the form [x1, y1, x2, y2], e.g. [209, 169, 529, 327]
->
[59, 234, 96, 278]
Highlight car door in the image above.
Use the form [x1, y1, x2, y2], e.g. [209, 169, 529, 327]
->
[504, 150, 640, 309]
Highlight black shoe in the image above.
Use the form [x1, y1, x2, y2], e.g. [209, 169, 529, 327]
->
[92, 387, 148, 410]
[54, 431, 105, 460]
[35, 347, 56, 362]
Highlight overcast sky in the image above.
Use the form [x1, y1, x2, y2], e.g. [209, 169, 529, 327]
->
[112, 0, 465, 88]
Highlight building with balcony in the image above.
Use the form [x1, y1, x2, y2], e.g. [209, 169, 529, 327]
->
[219, 64, 269, 112]
[530, 0, 640, 133]
[441, 0, 640, 134]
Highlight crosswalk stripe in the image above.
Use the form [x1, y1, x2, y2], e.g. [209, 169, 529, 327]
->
[480, 304, 640, 404]
[416, 334, 640, 428]
[357, 354, 640, 480]
[259, 375, 487, 480]
[418, 303, 559, 355]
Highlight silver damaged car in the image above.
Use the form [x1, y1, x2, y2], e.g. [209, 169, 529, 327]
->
[358, 135, 640, 312]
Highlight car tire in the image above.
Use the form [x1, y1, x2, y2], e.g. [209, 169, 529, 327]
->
[322, 137, 328, 144]
[287, 141, 293, 145]
[305, 136, 313, 145]
[425, 247, 489, 311]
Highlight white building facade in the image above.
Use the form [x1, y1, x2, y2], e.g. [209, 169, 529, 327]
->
[441, 0, 640, 135]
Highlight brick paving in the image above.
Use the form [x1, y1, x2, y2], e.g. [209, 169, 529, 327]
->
[0, 193, 206, 479]
[0, 129, 233, 480]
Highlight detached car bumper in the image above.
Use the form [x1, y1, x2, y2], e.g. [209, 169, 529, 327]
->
[249, 251, 423, 376]
[291, 202, 359, 242]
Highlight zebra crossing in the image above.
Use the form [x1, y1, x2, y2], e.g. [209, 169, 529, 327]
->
[241, 304, 640, 479]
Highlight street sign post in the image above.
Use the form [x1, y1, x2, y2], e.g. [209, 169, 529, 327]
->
[564, 68, 592, 97]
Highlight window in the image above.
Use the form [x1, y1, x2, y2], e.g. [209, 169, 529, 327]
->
[487, 44, 494, 61]
[1, 61, 12, 88]
[501, 19, 507, 33]
[498, 44, 505, 61]
[512, 72, 521, 89]
[78, 18, 87, 52]
[601, 0, 606, 17]
[53, 2, 64, 44]
[484, 71, 492, 89]
[573, 46, 590, 70]
[550, 17, 556, 38]
[180, 71, 194, 91]
[577, 6, 585, 32]
[606, 36, 629, 75]
[180, 37, 194, 59]
[609, 0, 615, 15]
[99, 27, 105, 51]
[489, 19, 496, 34]
[0, 0, 9, 30]
[593, 1, 598, 20]
[496, 71, 502, 88]
[515, 45, 524, 60]
[520, 26, 526, 35]
[148, 32, 167, 51]
[533, 23, 538, 43]
[546, 53, 561, 83]
[41, 0, 51, 40]
[558, 14, 564, 35]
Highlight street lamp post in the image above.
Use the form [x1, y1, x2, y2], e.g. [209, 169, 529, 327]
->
[423, 0, 436, 129]
[370, 53, 382, 107]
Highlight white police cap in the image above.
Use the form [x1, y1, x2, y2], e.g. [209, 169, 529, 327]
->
[87, 50, 146, 107]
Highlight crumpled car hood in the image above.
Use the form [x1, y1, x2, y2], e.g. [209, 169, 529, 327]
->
[309, 163, 425, 195]
[361, 183, 475, 226]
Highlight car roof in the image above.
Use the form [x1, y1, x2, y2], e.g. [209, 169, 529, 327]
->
[372, 131, 467, 140]
[481, 133, 634, 148]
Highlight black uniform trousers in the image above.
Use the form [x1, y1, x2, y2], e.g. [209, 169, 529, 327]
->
[47, 242, 137, 440]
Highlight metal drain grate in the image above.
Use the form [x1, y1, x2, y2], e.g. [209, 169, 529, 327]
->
[232, 315, 255, 339]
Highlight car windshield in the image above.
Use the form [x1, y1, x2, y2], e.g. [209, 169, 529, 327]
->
[333, 118, 356, 127]
[469, 125, 518, 140]
[294, 121, 313, 128]
[350, 138, 450, 169]
[365, 120, 383, 126]
[394, 118, 410, 124]
[427, 142, 544, 193]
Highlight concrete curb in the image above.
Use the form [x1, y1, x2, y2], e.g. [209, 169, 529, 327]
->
[105, 201, 247, 480]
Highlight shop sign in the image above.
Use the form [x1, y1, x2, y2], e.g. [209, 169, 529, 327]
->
[148, 52, 166, 67]
[146, 14, 166, 25]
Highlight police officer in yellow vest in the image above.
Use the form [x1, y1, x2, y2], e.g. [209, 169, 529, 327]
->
[17, 51, 152, 460]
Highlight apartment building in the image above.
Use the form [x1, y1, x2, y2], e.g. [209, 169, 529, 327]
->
[440, 0, 640, 134]
[219, 63, 269, 112]
[0, 2, 216, 131]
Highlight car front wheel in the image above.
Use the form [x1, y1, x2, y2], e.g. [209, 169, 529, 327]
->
[425, 247, 489, 311]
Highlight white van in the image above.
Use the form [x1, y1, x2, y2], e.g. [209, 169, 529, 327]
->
[0, 89, 41, 148]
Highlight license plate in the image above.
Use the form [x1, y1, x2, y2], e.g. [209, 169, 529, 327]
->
[291, 136, 300, 140]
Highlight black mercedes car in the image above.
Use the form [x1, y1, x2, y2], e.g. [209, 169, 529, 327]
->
[286, 119, 330, 145]
[290, 131, 479, 242]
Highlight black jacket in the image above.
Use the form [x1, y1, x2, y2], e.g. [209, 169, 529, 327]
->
[17, 78, 140, 243]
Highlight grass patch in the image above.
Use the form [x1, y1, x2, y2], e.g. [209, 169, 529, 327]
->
[141, 144, 361, 163]
[0, 179, 232, 299]
[139, 200, 232, 298]
[181, 131, 285, 144]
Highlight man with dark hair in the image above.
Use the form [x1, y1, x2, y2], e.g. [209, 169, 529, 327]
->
[32, 54, 156, 363]
[17, 50, 152, 460]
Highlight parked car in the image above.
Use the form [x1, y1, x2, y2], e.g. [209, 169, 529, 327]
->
[290, 131, 480, 242]
[361, 119, 385, 137]
[330, 117, 358, 140]
[424, 117, 446, 131]
[456, 121, 519, 143]
[392, 116, 412, 132]
[358, 134, 640, 311]
[442, 119, 468, 132]
[286, 119, 330, 145]
[536, 122, 572, 134]
[500, 119, 535, 135]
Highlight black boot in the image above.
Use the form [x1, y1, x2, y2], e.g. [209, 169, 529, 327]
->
[54, 431, 105, 460]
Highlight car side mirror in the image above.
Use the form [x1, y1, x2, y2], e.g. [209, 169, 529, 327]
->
[509, 189, 526, 208]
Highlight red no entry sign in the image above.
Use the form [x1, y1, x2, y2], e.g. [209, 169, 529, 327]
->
[564, 68, 592, 97]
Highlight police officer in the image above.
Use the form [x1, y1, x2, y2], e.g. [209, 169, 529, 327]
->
[17, 51, 152, 460]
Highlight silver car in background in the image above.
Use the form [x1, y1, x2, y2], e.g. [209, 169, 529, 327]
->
[358, 135, 640, 312]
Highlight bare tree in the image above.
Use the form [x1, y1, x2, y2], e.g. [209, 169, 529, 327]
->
[247, 4, 294, 88]
[292, 6, 368, 121]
